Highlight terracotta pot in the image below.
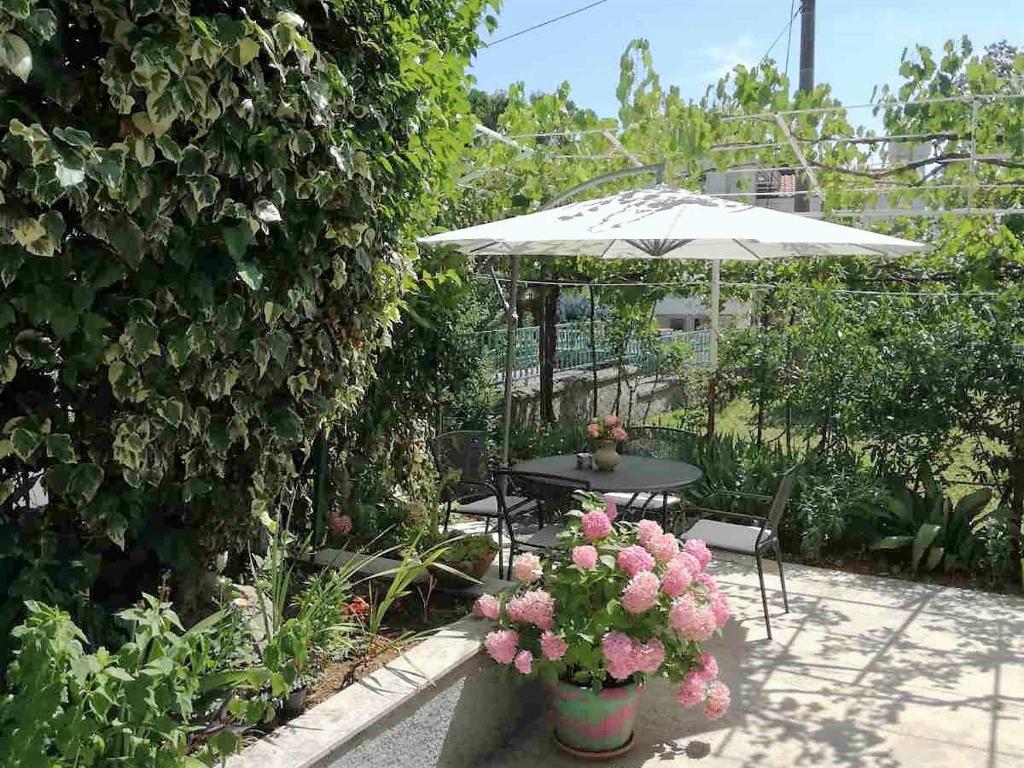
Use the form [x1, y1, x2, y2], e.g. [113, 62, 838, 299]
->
[432, 550, 496, 588]
[593, 439, 620, 472]
[549, 679, 639, 757]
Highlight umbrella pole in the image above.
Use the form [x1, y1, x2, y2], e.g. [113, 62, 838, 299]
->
[500, 255, 521, 467]
[707, 260, 721, 437]
[589, 284, 598, 418]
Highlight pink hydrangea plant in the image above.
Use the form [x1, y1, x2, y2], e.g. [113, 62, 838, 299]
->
[540, 631, 568, 660]
[621, 571, 660, 614]
[514, 650, 533, 675]
[704, 680, 731, 720]
[636, 519, 664, 549]
[647, 533, 679, 563]
[617, 545, 656, 578]
[602, 495, 618, 522]
[472, 492, 729, 722]
[506, 589, 555, 630]
[512, 552, 542, 584]
[484, 629, 518, 665]
[580, 510, 612, 541]
[684, 538, 712, 569]
[571, 545, 598, 569]
[473, 594, 500, 620]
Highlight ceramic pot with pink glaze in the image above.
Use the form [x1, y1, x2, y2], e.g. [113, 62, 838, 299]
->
[549, 678, 639, 757]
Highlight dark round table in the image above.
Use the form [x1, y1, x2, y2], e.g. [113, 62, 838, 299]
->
[513, 453, 703, 493]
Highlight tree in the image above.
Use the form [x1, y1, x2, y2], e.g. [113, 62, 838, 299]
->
[0, 0, 493, 644]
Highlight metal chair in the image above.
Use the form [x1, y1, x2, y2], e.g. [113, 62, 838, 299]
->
[679, 467, 798, 639]
[606, 426, 700, 525]
[429, 431, 511, 532]
[493, 468, 591, 579]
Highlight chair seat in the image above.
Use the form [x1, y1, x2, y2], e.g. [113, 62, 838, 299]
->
[456, 495, 533, 516]
[605, 491, 681, 510]
[681, 518, 773, 554]
[516, 524, 565, 550]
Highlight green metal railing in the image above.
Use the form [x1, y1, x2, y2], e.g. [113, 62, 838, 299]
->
[470, 321, 710, 381]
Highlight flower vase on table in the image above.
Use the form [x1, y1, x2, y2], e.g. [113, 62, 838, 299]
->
[593, 439, 620, 472]
[472, 494, 733, 760]
[586, 415, 628, 472]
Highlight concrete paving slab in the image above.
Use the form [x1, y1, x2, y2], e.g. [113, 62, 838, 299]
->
[475, 557, 1024, 768]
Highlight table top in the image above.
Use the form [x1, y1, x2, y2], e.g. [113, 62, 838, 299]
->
[512, 453, 703, 493]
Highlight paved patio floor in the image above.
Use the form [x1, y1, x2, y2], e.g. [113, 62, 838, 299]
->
[474, 554, 1024, 768]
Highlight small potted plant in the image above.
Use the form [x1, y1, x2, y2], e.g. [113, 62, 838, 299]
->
[432, 533, 499, 588]
[586, 415, 629, 471]
[473, 493, 731, 758]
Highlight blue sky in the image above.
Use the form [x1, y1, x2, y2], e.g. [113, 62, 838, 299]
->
[470, 0, 1024, 126]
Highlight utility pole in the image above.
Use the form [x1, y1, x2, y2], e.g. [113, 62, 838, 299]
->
[794, 0, 815, 213]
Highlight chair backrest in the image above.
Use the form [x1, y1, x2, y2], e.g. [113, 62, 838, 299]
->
[430, 431, 489, 498]
[493, 468, 591, 515]
[621, 425, 700, 459]
[767, 467, 799, 531]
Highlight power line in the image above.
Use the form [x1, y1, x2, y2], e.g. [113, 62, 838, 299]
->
[483, 0, 612, 48]
[783, 0, 797, 79]
[761, 0, 803, 63]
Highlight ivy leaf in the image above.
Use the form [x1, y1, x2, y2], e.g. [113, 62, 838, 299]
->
[1, 355, 16, 383]
[232, 38, 261, 68]
[11, 427, 43, 461]
[67, 463, 104, 505]
[155, 135, 182, 162]
[270, 407, 303, 441]
[254, 199, 281, 223]
[46, 433, 76, 463]
[49, 303, 78, 338]
[270, 330, 290, 367]
[223, 221, 254, 260]
[155, 398, 184, 427]
[122, 320, 159, 364]
[106, 217, 144, 267]
[52, 126, 93, 147]
[0, 33, 32, 82]
[55, 161, 86, 187]
[237, 262, 263, 291]
[276, 11, 305, 28]
[24, 8, 57, 40]
[178, 145, 208, 176]
[133, 138, 155, 167]
[187, 175, 220, 211]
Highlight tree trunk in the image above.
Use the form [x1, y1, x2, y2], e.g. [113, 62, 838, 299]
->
[538, 285, 559, 423]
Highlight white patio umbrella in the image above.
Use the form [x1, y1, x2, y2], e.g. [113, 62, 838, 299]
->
[418, 186, 926, 464]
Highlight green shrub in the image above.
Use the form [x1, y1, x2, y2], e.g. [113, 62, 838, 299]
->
[0, 597, 257, 765]
[0, 0, 491, 646]
[869, 481, 992, 573]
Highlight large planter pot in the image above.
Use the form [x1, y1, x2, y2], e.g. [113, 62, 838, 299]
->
[549, 679, 639, 758]
[592, 440, 620, 472]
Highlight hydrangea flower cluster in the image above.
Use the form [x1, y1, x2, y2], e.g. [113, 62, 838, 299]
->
[473, 493, 731, 721]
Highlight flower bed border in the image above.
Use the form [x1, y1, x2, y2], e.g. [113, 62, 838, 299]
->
[225, 615, 487, 768]
[225, 551, 514, 768]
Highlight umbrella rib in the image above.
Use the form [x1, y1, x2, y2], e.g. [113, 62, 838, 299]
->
[732, 239, 763, 260]
[465, 240, 501, 255]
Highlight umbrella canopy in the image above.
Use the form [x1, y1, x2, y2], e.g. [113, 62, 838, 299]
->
[418, 186, 925, 259]
[418, 184, 927, 465]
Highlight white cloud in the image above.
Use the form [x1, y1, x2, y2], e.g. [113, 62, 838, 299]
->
[700, 33, 759, 83]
